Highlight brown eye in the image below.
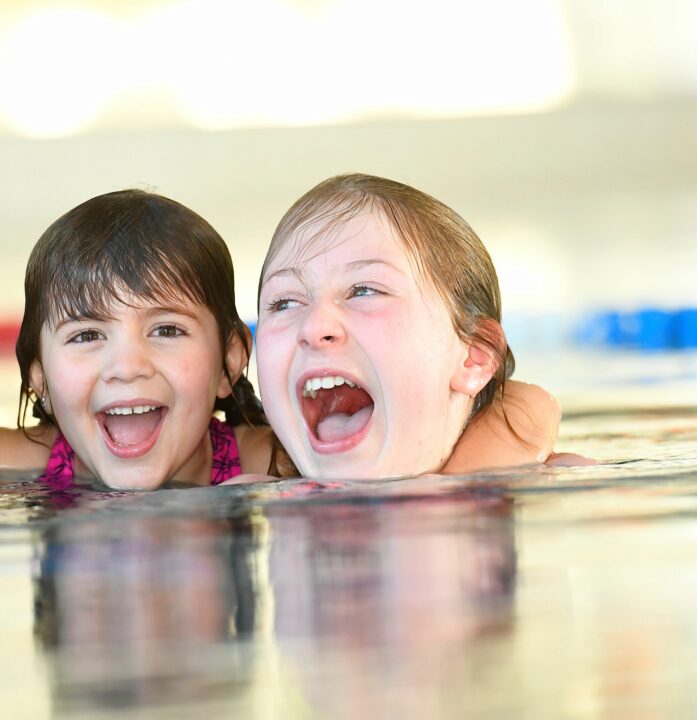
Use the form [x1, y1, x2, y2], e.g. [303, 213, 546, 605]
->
[69, 329, 102, 344]
[152, 324, 183, 338]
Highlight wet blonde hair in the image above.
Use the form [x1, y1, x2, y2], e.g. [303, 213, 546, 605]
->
[259, 173, 514, 419]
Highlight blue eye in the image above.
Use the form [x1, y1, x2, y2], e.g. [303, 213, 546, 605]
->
[266, 298, 301, 313]
[69, 329, 103, 344]
[349, 285, 381, 298]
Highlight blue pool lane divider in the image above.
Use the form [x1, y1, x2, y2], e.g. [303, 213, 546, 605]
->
[501, 308, 697, 353]
[574, 308, 697, 351]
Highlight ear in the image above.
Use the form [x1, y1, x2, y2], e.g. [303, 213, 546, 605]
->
[450, 321, 505, 397]
[216, 325, 252, 399]
[29, 361, 52, 413]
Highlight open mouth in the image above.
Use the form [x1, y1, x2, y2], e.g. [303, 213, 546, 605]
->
[97, 404, 167, 459]
[300, 375, 374, 449]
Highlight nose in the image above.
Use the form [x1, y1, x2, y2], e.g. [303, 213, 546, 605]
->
[101, 335, 156, 383]
[298, 299, 346, 350]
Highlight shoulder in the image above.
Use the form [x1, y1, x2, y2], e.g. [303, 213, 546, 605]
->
[500, 380, 561, 443]
[232, 423, 275, 475]
[442, 380, 560, 474]
[0, 425, 57, 471]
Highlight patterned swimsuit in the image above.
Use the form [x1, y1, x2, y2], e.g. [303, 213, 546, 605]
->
[38, 416, 242, 489]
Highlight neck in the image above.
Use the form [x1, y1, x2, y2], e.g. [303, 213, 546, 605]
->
[167, 432, 213, 488]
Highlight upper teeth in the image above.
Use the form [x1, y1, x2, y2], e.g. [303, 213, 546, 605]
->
[105, 405, 159, 416]
[302, 375, 356, 398]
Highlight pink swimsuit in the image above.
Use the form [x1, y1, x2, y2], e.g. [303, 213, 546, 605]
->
[38, 417, 242, 489]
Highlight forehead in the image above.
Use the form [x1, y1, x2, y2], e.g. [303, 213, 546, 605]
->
[264, 210, 418, 279]
[47, 286, 207, 326]
[101, 291, 201, 313]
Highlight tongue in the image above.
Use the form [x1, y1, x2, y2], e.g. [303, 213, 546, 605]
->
[316, 405, 373, 443]
[103, 410, 162, 446]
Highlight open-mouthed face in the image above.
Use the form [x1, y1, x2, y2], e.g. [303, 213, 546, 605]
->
[256, 210, 475, 479]
[33, 294, 240, 490]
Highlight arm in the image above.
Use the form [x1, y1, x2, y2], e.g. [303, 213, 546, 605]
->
[441, 380, 560, 474]
[0, 425, 55, 470]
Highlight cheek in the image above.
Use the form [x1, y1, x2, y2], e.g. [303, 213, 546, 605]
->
[376, 318, 460, 402]
[352, 308, 409, 365]
[44, 358, 93, 405]
[172, 350, 222, 400]
[255, 327, 287, 395]
[369, 308, 446, 370]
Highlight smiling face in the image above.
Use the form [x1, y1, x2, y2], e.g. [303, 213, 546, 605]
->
[256, 211, 477, 479]
[32, 295, 243, 490]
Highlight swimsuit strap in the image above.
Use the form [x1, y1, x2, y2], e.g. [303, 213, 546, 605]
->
[208, 416, 242, 484]
[38, 417, 241, 488]
[38, 431, 76, 490]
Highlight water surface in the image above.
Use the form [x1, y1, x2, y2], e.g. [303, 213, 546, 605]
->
[1, 358, 697, 718]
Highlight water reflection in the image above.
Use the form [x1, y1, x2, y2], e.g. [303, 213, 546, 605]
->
[269, 494, 516, 718]
[3, 403, 696, 718]
[33, 508, 272, 713]
[29, 486, 516, 717]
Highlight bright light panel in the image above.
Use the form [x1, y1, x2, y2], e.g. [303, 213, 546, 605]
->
[0, 8, 123, 137]
[170, 0, 575, 129]
[0, 0, 575, 137]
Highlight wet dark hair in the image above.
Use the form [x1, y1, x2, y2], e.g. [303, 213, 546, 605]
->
[16, 189, 266, 431]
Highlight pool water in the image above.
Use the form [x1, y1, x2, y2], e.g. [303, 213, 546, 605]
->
[1, 355, 696, 718]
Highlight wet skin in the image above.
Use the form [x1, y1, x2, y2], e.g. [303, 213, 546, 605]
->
[31, 295, 244, 491]
[256, 211, 494, 479]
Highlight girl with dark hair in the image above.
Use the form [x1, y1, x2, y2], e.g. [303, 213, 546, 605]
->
[1, 189, 273, 490]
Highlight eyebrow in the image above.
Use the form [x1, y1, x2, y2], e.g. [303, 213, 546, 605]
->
[142, 304, 200, 320]
[263, 258, 405, 286]
[262, 266, 304, 286]
[345, 258, 405, 274]
[53, 304, 200, 331]
[53, 312, 113, 332]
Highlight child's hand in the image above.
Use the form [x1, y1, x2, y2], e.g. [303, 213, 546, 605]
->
[545, 452, 598, 467]
[219, 473, 277, 485]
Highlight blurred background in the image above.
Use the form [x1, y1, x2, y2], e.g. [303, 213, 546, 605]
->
[0, 0, 696, 422]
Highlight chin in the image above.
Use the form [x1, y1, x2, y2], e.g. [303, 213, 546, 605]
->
[95, 467, 167, 492]
[298, 455, 413, 482]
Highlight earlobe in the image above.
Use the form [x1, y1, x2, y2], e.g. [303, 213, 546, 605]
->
[29, 361, 51, 413]
[216, 326, 252, 399]
[450, 343, 497, 396]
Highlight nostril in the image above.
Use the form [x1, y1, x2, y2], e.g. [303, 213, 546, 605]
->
[297, 304, 344, 348]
